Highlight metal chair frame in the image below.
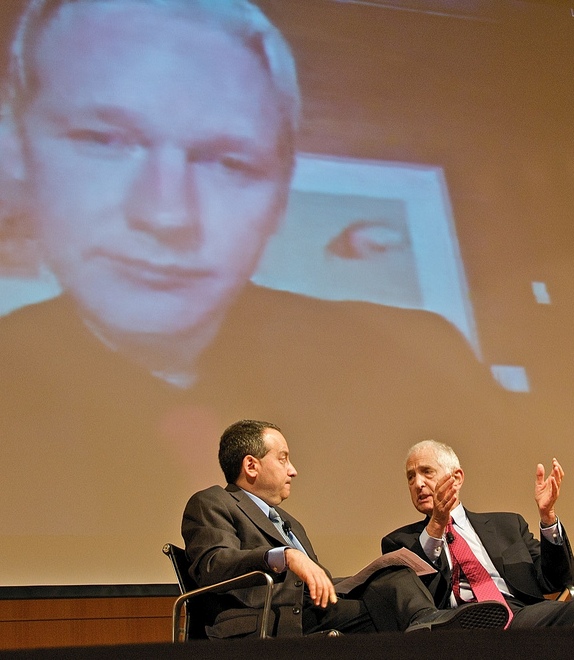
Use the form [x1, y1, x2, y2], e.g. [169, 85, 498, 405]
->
[162, 543, 274, 642]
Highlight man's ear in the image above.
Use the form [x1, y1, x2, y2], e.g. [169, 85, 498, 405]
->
[453, 467, 465, 490]
[242, 455, 259, 480]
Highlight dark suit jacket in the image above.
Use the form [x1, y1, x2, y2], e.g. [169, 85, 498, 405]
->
[181, 484, 328, 638]
[382, 509, 574, 608]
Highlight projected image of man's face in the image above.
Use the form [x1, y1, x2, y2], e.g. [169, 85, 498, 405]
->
[18, 3, 288, 337]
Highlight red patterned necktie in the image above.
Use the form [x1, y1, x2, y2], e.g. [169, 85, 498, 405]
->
[445, 518, 513, 627]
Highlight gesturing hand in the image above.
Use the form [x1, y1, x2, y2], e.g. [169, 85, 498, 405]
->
[535, 457, 564, 526]
[426, 473, 459, 539]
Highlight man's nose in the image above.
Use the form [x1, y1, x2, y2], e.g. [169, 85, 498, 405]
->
[414, 473, 426, 489]
[288, 462, 297, 478]
[125, 145, 200, 245]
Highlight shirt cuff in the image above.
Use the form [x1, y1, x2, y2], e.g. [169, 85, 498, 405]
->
[420, 527, 445, 562]
[540, 518, 563, 545]
[266, 546, 289, 573]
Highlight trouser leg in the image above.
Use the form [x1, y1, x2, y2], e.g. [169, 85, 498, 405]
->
[304, 567, 437, 634]
[510, 599, 574, 627]
[352, 566, 437, 632]
[302, 595, 376, 634]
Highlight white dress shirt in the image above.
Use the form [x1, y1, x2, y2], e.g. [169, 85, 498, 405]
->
[419, 503, 562, 607]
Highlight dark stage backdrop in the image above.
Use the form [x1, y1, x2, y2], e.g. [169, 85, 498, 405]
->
[1, 0, 573, 591]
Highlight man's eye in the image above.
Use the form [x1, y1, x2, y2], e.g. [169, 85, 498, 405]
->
[219, 155, 264, 178]
[67, 129, 138, 150]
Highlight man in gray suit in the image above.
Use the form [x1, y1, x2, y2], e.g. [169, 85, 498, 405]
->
[382, 440, 574, 627]
[181, 420, 509, 638]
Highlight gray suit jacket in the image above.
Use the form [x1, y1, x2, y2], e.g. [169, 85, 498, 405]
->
[382, 509, 574, 608]
[181, 484, 328, 638]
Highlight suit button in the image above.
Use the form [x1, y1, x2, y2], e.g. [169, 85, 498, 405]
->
[292, 607, 301, 615]
[294, 580, 303, 587]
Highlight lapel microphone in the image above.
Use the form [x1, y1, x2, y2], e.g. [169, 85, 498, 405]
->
[282, 520, 292, 536]
[446, 532, 455, 544]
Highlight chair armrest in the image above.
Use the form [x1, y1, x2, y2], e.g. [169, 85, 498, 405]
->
[172, 570, 274, 642]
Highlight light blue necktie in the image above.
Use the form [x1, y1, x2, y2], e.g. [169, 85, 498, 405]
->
[268, 507, 308, 554]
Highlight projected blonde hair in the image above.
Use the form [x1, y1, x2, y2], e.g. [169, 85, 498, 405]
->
[7, 0, 300, 169]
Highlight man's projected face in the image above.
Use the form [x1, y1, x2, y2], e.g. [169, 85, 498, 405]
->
[19, 3, 288, 337]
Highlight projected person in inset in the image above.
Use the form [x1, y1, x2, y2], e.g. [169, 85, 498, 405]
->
[0, 0, 512, 585]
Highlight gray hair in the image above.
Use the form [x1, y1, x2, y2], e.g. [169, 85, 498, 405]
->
[406, 439, 461, 473]
[7, 0, 300, 165]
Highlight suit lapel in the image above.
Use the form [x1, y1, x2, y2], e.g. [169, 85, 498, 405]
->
[465, 510, 505, 576]
[225, 484, 291, 546]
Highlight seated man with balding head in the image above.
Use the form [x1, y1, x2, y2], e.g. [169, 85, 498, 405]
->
[383, 440, 574, 628]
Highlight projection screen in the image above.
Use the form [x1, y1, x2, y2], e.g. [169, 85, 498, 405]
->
[1, 0, 574, 594]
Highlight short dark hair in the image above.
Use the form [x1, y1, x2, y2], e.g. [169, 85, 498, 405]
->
[219, 419, 281, 484]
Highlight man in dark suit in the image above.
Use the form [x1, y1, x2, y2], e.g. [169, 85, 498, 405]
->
[181, 420, 509, 638]
[382, 440, 574, 627]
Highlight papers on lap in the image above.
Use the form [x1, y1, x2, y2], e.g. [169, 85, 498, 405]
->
[335, 548, 436, 595]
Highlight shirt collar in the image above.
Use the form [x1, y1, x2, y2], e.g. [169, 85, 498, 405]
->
[241, 488, 271, 517]
[450, 502, 467, 528]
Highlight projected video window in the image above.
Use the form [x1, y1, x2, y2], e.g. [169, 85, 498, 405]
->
[1, 0, 573, 594]
[254, 154, 479, 354]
